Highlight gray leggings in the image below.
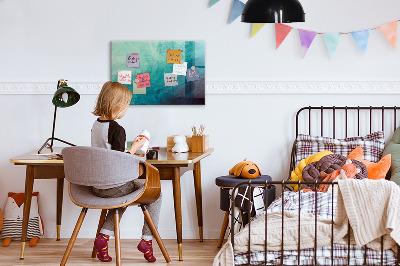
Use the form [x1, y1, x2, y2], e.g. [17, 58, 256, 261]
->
[92, 180, 162, 240]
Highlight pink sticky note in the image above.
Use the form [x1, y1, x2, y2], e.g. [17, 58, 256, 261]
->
[136, 73, 151, 88]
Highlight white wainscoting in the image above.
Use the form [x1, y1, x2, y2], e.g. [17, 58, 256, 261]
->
[1, 81, 400, 95]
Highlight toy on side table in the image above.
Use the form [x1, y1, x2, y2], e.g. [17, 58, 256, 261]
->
[229, 159, 261, 179]
[1, 192, 44, 247]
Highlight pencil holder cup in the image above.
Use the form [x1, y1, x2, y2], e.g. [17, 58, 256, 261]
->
[191, 135, 209, 153]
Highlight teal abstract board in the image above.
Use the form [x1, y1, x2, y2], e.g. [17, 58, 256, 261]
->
[111, 41, 205, 105]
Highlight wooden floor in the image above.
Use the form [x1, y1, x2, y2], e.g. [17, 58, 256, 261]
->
[0, 239, 221, 265]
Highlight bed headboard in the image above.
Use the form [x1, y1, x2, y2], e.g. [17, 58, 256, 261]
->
[295, 106, 400, 138]
[290, 106, 400, 179]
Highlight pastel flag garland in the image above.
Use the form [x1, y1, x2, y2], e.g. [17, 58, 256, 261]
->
[351, 29, 370, 55]
[209, 0, 220, 7]
[275, 23, 293, 49]
[323, 33, 341, 58]
[229, 0, 245, 24]
[207, 5, 400, 57]
[298, 29, 317, 58]
[251, 23, 266, 38]
[378, 21, 398, 50]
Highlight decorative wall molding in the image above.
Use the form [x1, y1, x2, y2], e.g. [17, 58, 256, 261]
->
[207, 81, 400, 94]
[1, 81, 400, 95]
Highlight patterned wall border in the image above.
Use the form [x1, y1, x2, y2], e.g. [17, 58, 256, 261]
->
[0, 81, 399, 95]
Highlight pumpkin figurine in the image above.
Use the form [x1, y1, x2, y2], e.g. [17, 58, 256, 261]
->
[229, 159, 261, 179]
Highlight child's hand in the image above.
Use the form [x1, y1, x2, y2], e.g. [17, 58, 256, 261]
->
[134, 149, 149, 157]
[129, 137, 147, 155]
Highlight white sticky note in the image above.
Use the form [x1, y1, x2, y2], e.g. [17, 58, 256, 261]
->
[118, 70, 132, 84]
[164, 73, 178, 87]
[173, 62, 188, 76]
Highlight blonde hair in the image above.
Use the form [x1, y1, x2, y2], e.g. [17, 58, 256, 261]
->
[93, 81, 133, 120]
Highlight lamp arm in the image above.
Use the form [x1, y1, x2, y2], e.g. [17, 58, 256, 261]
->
[50, 79, 61, 148]
[50, 105, 57, 148]
[38, 137, 76, 154]
[38, 105, 75, 154]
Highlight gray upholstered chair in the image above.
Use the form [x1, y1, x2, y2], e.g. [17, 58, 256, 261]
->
[60, 146, 171, 265]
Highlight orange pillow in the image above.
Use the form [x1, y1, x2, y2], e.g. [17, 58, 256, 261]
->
[347, 146, 391, 180]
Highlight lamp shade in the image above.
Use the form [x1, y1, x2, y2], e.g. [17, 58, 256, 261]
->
[52, 84, 80, 108]
[241, 0, 305, 23]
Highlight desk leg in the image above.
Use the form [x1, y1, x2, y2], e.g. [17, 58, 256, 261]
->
[20, 165, 35, 259]
[172, 167, 183, 261]
[56, 178, 64, 241]
[193, 161, 203, 242]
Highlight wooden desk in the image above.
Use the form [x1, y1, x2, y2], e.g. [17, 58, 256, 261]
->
[9, 148, 64, 259]
[146, 148, 213, 260]
[10, 147, 213, 261]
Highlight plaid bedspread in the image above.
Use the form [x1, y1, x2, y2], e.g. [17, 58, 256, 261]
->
[234, 191, 397, 265]
[234, 244, 397, 265]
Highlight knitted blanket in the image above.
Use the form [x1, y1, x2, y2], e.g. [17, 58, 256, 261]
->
[214, 179, 400, 266]
[213, 211, 341, 266]
[335, 178, 399, 251]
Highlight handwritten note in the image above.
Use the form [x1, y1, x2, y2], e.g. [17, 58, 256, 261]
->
[136, 73, 151, 88]
[167, 49, 182, 64]
[173, 62, 187, 76]
[126, 53, 140, 68]
[186, 67, 200, 82]
[164, 73, 178, 87]
[118, 70, 132, 84]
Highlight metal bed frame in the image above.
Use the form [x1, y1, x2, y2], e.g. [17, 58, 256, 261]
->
[230, 106, 400, 266]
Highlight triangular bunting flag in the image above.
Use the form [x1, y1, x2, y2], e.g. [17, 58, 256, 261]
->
[229, 0, 245, 24]
[209, 0, 220, 7]
[323, 33, 341, 58]
[351, 29, 370, 55]
[378, 21, 398, 50]
[298, 29, 317, 58]
[275, 23, 293, 49]
[251, 23, 266, 38]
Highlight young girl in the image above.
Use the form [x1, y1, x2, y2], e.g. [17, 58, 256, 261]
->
[91, 81, 162, 263]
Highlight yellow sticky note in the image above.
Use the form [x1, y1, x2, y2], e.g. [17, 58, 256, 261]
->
[167, 49, 182, 64]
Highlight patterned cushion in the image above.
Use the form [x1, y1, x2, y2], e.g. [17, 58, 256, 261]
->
[295, 131, 385, 166]
[1, 217, 40, 240]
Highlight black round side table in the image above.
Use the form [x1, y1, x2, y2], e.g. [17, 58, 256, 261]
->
[215, 175, 275, 248]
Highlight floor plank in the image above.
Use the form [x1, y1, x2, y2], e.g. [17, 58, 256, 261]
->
[0, 239, 221, 265]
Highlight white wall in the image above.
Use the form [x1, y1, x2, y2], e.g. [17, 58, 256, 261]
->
[1, 0, 400, 240]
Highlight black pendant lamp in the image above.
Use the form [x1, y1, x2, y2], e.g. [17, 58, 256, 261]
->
[242, 0, 305, 23]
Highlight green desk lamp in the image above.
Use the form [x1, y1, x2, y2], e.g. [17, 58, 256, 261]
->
[38, 79, 80, 154]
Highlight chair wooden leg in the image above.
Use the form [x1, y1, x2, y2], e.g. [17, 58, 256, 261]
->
[217, 211, 230, 248]
[91, 209, 108, 258]
[60, 208, 88, 266]
[114, 210, 121, 266]
[141, 205, 171, 263]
